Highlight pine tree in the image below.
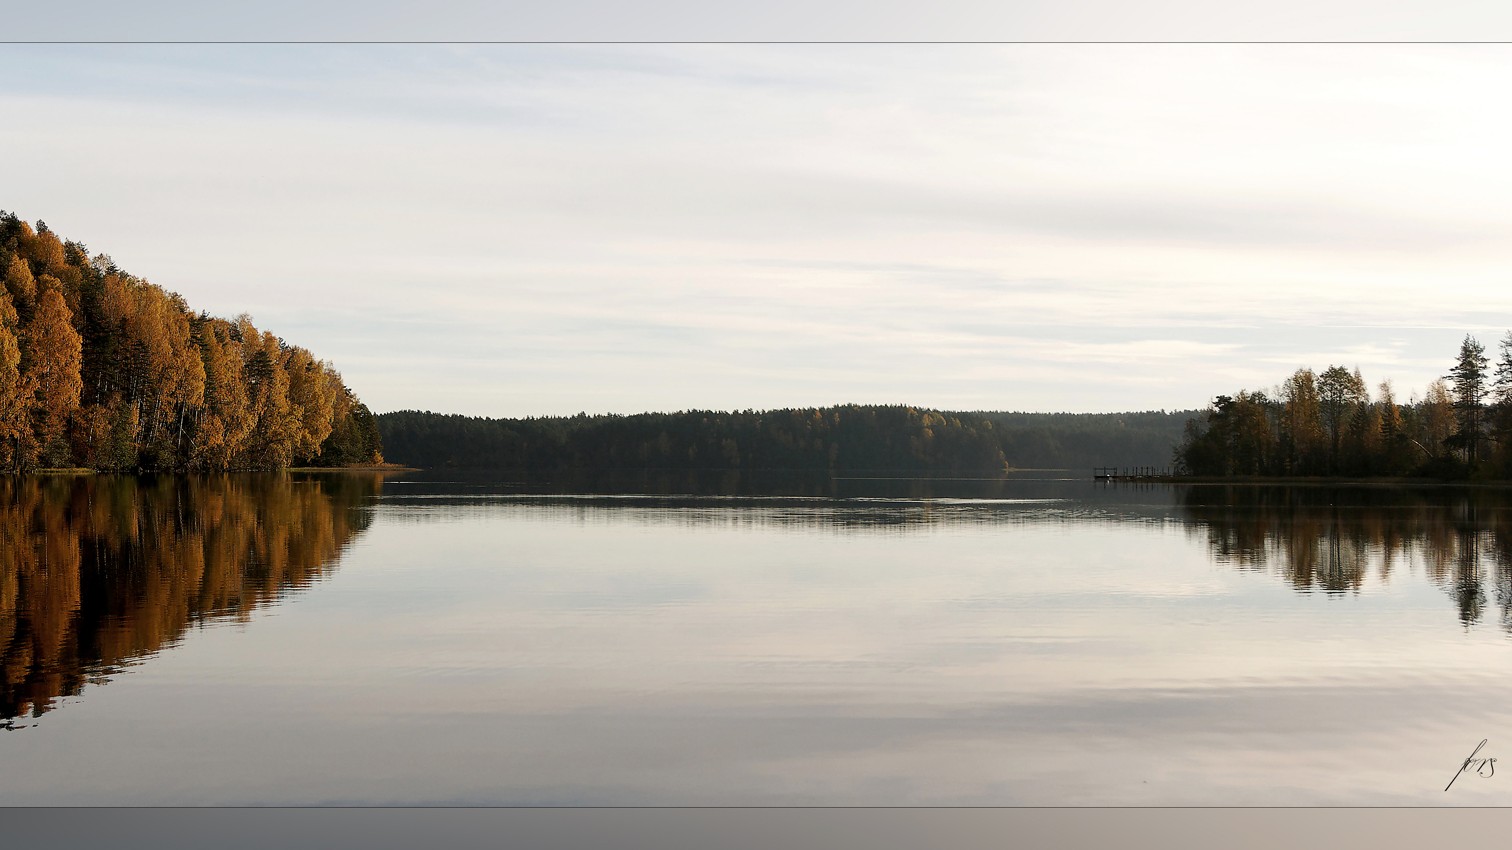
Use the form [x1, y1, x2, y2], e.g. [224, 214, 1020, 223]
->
[1494, 331, 1512, 404]
[1491, 331, 1512, 476]
[1447, 335, 1489, 468]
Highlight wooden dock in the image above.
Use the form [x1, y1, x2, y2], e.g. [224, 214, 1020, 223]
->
[1093, 466, 1171, 480]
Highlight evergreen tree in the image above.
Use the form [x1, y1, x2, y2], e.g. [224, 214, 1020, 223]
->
[1494, 331, 1512, 404]
[1376, 380, 1413, 474]
[1491, 332, 1512, 476]
[1447, 335, 1489, 468]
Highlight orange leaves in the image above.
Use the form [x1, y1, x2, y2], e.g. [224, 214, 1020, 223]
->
[2, 256, 34, 318]
[0, 291, 22, 469]
[0, 216, 376, 471]
[21, 289, 83, 465]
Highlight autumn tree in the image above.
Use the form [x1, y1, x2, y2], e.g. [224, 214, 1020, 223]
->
[237, 326, 300, 469]
[20, 288, 84, 467]
[23, 222, 68, 278]
[1280, 368, 1325, 475]
[120, 285, 204, 467]
[1318, 365, 1366, 474]
[2, 255, 36, 324]
[1419, 380, 1457, 462]
[282, 346, 340, 463]
[190, 318, 254, 470]
[0, 291, 24, 470]
[0, 216, 377, 472]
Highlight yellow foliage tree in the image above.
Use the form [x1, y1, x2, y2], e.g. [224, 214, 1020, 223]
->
[0, 291, 24, 470]
[0, 215, 377, 471]
[236, 326, 299, 469]
[192, 319, 255, 470]
[123, 286, 205, 464]
[20, 288, 83, 468]
[282, 346, 340, 462]
[2, 255, 35, 322]
[1422, 379, 1456, 458]
[23, 224, 68, 277]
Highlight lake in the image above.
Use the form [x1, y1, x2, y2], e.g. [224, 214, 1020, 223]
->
[4, 471, 1512, 805]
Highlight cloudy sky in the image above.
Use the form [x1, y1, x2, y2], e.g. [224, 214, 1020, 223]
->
[6, 43, 1512, 417]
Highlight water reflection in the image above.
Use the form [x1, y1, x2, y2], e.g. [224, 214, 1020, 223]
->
[0, 474, 377, 720]
[380, 470, 1181, 532]
[1179, 484, 1512, 631]
[13, 474, 1512, 804]
[384, 468, 1148, 500]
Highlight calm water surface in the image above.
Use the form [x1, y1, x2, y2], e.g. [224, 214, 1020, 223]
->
[5, 471, 1512, 804]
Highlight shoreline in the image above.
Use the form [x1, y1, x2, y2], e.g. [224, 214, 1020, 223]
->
[20, 464, 423, 476]
[287, 464, 421, 473]
[1137, 475, 1512, 487]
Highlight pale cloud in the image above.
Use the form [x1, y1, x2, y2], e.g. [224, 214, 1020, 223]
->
[5, 45, 1512, 416]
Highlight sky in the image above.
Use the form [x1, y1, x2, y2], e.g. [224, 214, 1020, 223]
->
[7, 43, 1512, 417]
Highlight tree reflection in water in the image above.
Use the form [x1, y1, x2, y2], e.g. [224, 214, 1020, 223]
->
[0, 473, 377, 720]
[1179, 484, 1512, 631]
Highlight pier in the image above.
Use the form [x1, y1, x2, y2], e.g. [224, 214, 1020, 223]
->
[1093, 466, 1171, 480]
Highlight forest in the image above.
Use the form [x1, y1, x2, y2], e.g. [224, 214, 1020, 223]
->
[0, 214, 382, 471]
[1174, 335, 1512, 478]
[376, 406, 1193, 473]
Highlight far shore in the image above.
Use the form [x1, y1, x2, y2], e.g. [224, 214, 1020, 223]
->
[1133, 474, 1512, 487]
[24, 467, 1512, 486]
[287, 464, 421, 473]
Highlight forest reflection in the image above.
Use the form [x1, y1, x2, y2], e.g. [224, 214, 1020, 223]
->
[0, 473, 378, 721]
[1179, 484, 1512, 630]
[386, 469, 1104, 500]
[380, 470, 1179, 531]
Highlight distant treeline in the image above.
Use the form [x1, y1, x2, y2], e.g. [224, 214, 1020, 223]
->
[0, 213, 382, 471]
[376, 406, 1194, 473]
[1176, 335, 1512, 479]
[968, 410, 1196, 470]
